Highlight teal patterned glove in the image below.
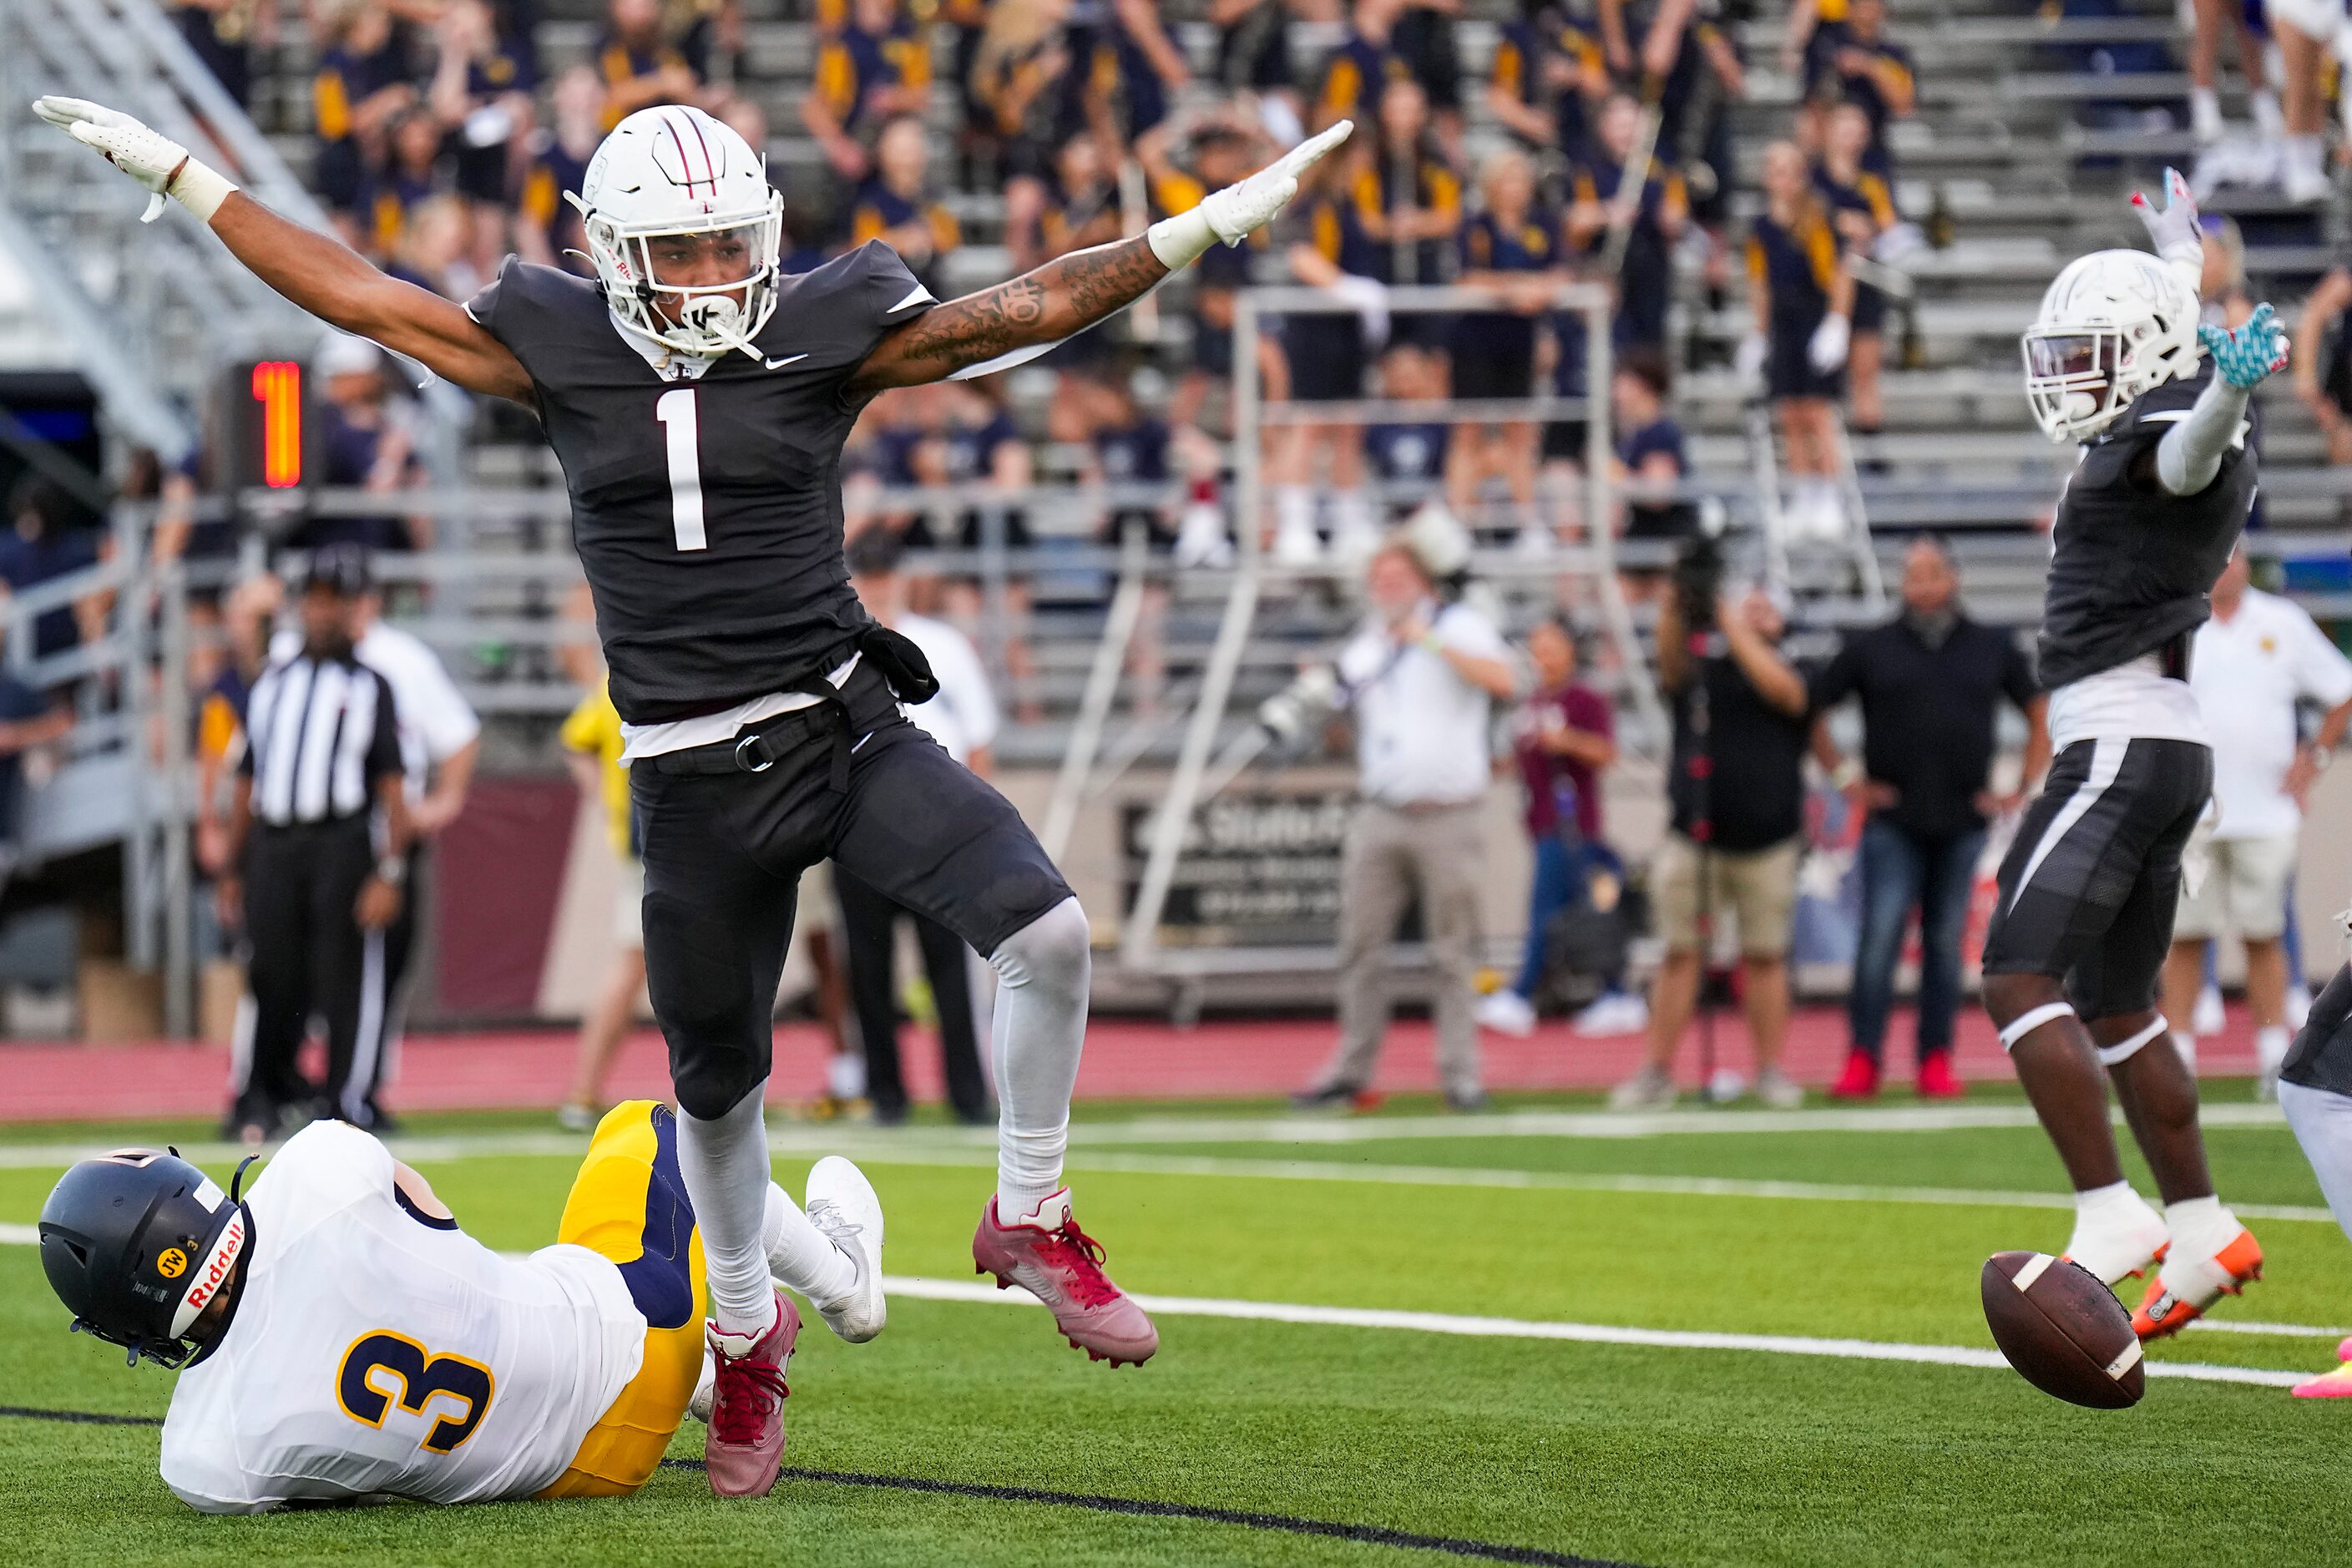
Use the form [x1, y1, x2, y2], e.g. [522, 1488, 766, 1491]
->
[2198, 302, 2289, 389]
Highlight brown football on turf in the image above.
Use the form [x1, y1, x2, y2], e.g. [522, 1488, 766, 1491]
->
[1980, 1251, 2145, 1409]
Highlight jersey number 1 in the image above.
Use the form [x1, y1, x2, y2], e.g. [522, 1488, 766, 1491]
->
[656, 388, 707, 552]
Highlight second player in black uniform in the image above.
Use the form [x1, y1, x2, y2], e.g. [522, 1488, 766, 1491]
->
[37, 90, 1356, 1495]
[1992, 169, 2285, 1343]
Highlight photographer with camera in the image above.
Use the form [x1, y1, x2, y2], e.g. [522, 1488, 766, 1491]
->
[1296, 538, 1519, 1114]
[1611, 547, 1813, 1111]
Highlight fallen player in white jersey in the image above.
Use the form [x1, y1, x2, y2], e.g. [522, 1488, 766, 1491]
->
[34, 1105, 882, 1510]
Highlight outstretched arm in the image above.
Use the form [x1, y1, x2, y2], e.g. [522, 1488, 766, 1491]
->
[849, 119, 1355, 397]
[33, 96, 533, 405]
[2152, 305, 2286, 496]
[847, 236, 1170, 395]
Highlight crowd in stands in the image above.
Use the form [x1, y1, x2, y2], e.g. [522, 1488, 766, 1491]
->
[137, 0, 1939, 577]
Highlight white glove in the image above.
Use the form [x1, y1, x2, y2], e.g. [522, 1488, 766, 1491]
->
[2131, 164, 2204, 295]
[1734, 331, 1768, 388]
[1808, 312, 1850, 373]
[31, 95, 237, 223]
[1327, 272, 1390, 351]
[1148, 120, 1355, 270]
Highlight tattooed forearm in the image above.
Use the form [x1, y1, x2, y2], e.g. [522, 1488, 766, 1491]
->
[887, 275, 1050, 370]
[851, 236, 1171, 393]
[1060, 236, 1174, 322]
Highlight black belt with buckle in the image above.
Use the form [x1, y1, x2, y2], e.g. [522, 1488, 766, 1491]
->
[645, 676, 855, 790]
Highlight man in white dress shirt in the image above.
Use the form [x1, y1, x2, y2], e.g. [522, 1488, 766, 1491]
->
[1296, 539, 1519, 1112]
[2162, 548, 2352, 1092]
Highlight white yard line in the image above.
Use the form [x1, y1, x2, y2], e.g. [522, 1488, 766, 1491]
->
[2, 1129, 2339, 1231]
[882, 1274, 2314, 1388]
[0, 1099, 2291, 1174]
[0, 1223, 2324, 1378]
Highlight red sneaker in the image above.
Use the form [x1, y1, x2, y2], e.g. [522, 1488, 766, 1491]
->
[1915, 1052, 1963, 1099]
[703, 1288, 799, 1498]
[974, 1189, 1158, 1367]
[1828, 1050, 1880, 1100]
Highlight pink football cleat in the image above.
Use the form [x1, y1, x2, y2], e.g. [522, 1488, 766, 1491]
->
[974, 1189, 1158, 1367]
[703, 1287, 799, 1498]
[2291, 1338, 2352, 1399]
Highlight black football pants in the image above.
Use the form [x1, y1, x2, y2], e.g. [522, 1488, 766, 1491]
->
[632, 660, 1070, 1122]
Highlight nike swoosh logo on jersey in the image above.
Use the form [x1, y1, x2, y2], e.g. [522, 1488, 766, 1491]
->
[886, 283, 936, 314]
[763, 353, 810, 370]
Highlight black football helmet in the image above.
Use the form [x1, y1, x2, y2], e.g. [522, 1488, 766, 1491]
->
[38, 1148, 255, 1368]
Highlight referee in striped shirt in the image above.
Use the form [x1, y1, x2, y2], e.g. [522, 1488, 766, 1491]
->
[219, 547, 414, 1143]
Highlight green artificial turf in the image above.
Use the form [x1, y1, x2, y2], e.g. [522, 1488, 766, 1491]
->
[3, 1095, 2349, 1566]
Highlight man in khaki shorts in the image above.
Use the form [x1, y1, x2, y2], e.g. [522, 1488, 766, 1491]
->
[1613, 584, 1813, 1110]
[2162, 549, 2352, 1092]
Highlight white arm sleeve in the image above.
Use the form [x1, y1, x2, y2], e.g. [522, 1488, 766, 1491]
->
[2155, 375, 2253, 497]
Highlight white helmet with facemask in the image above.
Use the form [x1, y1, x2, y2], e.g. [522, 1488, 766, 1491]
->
[2021, 248, 2202, 444]
[571, 104, 783, 361]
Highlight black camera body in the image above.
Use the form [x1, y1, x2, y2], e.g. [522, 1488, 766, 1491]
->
[1669, 534, 1724, 635]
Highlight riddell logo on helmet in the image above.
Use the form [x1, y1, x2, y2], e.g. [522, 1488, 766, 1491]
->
[178, 1212, 245, 1320]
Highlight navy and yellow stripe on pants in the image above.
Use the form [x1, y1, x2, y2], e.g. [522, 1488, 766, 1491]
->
[539, 1101, 707, 1499]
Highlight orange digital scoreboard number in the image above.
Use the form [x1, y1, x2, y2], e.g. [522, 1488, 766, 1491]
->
[250, 361, 302, 488]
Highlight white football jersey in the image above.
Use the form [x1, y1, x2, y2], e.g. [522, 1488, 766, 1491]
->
[159, 1120, 647, 1513]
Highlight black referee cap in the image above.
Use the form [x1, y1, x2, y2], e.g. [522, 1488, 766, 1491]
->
[301, 544, 373, 598]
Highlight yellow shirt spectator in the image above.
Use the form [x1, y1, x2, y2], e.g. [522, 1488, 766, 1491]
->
[561, 680, 635, 859]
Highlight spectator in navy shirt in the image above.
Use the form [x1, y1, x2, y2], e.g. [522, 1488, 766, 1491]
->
[1611, 346, 1693, 593]
[311, 0, 414, 240]
[0, 665, 70, 873]
[290, 337, 424, 556]
[1449, 147, 1564, 553]
[1086, 372, 1174, 550]
[1364, 342, 1452, 511]
[1803, 0, 1913, 179]
[517, 66, 604, 274]
[0, 478, 105, 660]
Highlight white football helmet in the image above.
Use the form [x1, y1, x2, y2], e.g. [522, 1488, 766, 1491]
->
[570, 104, 784, 361]
[2021, 248, 2202, 443]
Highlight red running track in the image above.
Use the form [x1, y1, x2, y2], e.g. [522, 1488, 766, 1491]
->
[0, 1005, 2267, 1125]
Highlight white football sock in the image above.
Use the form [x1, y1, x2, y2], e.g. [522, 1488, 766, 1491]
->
[761, 1181, 855, 1305]
[2164, 1193, 2241, 1259]
[2072, 1179, 2140, 1222]
[2257, 1024, 2291, 1074]
[2063, 1180, 2167, 1284]
[677, 1086, 780, 1344]
[827, 1049, 866, 1100]
[988, 897, 1090, 1216]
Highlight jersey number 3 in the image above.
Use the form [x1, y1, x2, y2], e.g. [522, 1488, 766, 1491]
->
[656, 388, 708, 552]
[337, 1330, 495, 1454]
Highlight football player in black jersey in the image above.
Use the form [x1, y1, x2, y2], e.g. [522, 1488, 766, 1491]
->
[1988, 169, 2287, 1344]
[37, 92, 1353, 1496]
